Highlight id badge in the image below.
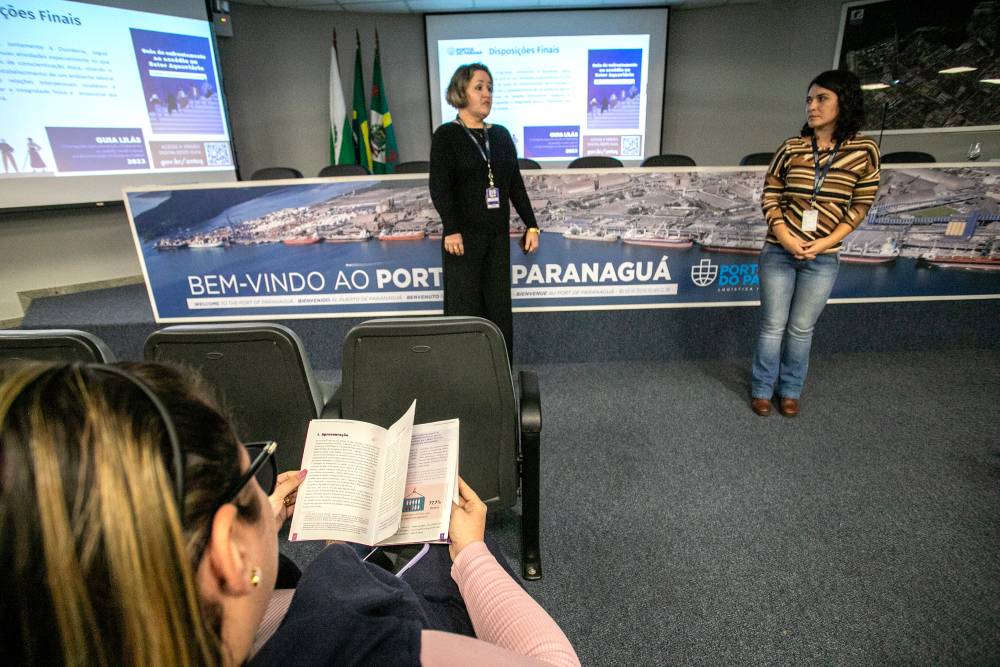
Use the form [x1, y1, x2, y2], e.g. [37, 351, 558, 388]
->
[801, 209, 819, 232]
[486, 187, 500, 209]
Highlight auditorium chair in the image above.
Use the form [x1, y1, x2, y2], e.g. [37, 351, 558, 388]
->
[739, 152, 774, 166]
[330, 316, 543, 580]
[880, 151, 936, 164]
[0, 328, 116, 364]
[393, 161, 431, 174]
[319, 164, 369, 177]
[568, 155, 623, 168]
[640, 153, 696, 167]
[143, 323, 332, 473]
[518, 158, 542, 170]
[250, 166, 304, 180]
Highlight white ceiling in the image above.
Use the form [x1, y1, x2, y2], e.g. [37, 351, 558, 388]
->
[231, 0, 758, 14]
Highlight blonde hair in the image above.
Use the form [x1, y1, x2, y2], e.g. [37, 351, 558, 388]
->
[0, 363, 234, 666]
[446, 62, 492, 109]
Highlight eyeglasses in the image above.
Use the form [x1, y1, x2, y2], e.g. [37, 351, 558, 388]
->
[218, 441, 278, 506]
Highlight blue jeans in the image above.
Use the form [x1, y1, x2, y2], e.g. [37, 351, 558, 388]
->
[751, 243, 840, 400]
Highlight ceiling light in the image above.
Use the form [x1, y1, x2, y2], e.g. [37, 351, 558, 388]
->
[861, 82, 891, 90]
[980, 78, 1000, 85]
[938, 66, 978, 74]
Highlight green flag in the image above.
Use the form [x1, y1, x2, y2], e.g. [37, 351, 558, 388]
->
[351, 31, 373, 173]
[369, 32, 399, 174]
[329, 30, 354, 165]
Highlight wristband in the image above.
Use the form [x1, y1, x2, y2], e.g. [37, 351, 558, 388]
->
[526, 228, 540, 234]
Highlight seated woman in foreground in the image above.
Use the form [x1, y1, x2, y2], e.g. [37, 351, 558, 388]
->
[0, 361, 578, 667]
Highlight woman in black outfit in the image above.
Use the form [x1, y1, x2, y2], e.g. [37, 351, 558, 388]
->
[429, 63, 539, 363]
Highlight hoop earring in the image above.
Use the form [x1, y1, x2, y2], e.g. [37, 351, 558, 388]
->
[250, 567, 261, 588]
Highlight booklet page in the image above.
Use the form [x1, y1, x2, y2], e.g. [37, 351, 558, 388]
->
[373, 401, 418, 543]
[378, 418, 460, 546]
[287, 419, 387, 543]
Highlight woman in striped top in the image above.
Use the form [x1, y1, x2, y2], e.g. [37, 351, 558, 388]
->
[750, 69, 880, 417]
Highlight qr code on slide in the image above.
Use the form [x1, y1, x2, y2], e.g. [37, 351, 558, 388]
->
[620, 135, 641, 157]
[204, 142, 233, 166]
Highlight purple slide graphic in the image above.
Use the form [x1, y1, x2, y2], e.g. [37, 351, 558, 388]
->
[524, 126, 580, 159]
[587, 49, 642, 130]
[45, 127, 149, 172]
[131, 28, 224, 135]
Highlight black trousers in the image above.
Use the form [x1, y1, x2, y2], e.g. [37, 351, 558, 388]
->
[442, 232, 513, 363]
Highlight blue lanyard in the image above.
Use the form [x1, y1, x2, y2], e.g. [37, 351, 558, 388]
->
[456, 117, 495, 187]
[810, 136, 842, 203]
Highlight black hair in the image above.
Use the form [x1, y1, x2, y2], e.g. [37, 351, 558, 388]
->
[800, 69, 866, 142]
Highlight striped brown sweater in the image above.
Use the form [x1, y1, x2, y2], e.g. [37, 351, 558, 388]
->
[761, 134, 881, 252]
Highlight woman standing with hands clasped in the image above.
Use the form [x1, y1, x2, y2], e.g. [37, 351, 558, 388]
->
[750, 70, 880, 417]
[430, 63, 539, 364]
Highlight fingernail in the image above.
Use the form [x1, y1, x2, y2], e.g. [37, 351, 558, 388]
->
[298, 469, 308, 479]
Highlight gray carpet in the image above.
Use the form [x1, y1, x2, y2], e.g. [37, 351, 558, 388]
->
[289, 350, 1000, 666]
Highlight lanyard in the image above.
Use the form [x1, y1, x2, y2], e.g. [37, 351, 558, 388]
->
[810, 135, 842, 203]
[457, 117, 495, 188]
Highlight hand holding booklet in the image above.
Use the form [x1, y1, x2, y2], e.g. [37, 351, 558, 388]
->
[288, 401, 460, 546]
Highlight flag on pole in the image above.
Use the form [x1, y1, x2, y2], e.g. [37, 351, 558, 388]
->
[369, 31, 399, 174]
[351, 30, 373, 173]
[329, 30, 354, 165]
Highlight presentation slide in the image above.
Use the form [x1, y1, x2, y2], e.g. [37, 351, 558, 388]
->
[426, 9, 668, 167]
[436, 35, 650, 162]
[0, 0, 236, 209]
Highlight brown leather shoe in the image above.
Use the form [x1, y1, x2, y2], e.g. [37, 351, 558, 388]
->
[750, 398, 772, 416]
[778, 397, 800, 417]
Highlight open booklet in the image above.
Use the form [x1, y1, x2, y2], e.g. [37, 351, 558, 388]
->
[288, 400, 460, 546]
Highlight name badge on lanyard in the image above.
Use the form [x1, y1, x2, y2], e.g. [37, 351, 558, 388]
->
[457, 117, 502, 210]
[805, 136, 841, 234]
[801, 208, 819, 232]
[486, 187, 500, 209]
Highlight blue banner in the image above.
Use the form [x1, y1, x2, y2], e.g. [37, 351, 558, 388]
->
[124, 166, 1000, 323]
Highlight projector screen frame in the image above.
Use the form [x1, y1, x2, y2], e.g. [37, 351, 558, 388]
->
[423, 6, 670, 167]
[0, 0, 240, 214]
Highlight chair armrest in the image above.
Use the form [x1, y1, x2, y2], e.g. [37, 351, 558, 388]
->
[517, 370, 542, 580]
[320, 385, 343, 419]
[518, 370, 541, 434]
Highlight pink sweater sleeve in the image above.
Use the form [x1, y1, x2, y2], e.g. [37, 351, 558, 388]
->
[419, 542, 580, 667]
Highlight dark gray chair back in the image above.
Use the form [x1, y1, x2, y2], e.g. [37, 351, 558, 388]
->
[341, 317, 516, 506]
[641, 153, 697, 167]
[393, 161, 431, 174]
[0, 329, 115, 364]
[250, 167, 304, 180]
[739, 152, 773, 166]
[518, 158, 542, 170]
[337, 316, 543, 579]
[880, 151, 935, 164]
[319, 164, 368, 177]
[568, 155, 623, 168]
[143, 323, 326, 473]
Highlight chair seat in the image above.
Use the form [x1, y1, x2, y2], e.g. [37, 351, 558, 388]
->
[144, 323, 326, 473]
[641, 154, 696, 167]
[0, 328, 115, 363]
[881, 151, 935, 164]
[250, 167, 304, 180]
[568, 156, 623, 168]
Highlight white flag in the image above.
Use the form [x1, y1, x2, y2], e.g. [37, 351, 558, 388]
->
[329, 34, 350, 164]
